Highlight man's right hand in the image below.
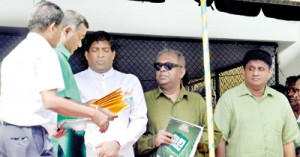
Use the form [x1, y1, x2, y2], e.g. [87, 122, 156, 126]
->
[154, 130, 174, 147]
[91, 109, 117, 133]
[99, 108, 118, 121]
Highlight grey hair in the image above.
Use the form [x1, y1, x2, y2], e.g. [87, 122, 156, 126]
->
[28, 1, 63, 32]
[63, 10, 89, 31]
[156, 49, 186, 67]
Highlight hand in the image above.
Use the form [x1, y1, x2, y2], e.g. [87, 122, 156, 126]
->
[154, 130, 174, 147]
[99, 108, 118, 121]
[53, 128, 66, 138]
[96, 141, 120, 157]
[91, 110, 110, 133]
[85, 99, 97, 106]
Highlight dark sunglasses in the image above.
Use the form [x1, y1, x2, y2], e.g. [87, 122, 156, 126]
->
[154, 62, 183, 71]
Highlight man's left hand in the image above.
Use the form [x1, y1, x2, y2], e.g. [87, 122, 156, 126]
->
[96, 141, 121, 157]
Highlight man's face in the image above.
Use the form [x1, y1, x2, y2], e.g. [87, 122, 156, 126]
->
[155, 53, 185, 87]
[65, 23, 87, 53]
[243, 60, 272, 90]
[85, 40, 115, 73]
[286, 81, 297, 106]
[292, 80, 300, 106]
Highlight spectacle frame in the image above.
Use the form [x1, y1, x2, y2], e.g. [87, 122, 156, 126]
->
[154, 62, 183, 71]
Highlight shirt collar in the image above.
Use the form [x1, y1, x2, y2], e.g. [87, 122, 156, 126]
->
[239, 82, 274, 97]
[154, 86, 189, 100]
[87, 67, 114, 79]
[56, 43, 71, 60]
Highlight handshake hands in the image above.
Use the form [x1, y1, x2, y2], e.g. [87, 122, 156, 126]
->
[91, 108, 118, 133]
[86, 99, 118, 133]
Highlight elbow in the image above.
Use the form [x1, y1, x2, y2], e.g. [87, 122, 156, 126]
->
[40, 90, 59, 110]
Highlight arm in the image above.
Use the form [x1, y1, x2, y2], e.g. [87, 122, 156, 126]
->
[216, 138, 226, 157]
[40, 89, 116, 132]
[136, 130, 157, 155]
[111, 78, 148, 150]
[197, 97, 222, 154]
[284, 141, 296, 157]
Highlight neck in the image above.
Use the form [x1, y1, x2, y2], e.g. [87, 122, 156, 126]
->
[248, 86, 265, 100]
[161, 84, 181, 103]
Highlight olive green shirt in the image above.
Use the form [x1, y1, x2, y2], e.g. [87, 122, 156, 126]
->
[136, 87, 222, 157]
[214, 82, 300, 157]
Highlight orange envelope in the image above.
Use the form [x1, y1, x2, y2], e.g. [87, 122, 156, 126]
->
[90, 88, 130, 114]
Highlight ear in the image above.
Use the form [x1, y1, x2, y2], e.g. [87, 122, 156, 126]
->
[84, 51, 89, 60]
[268, 68, 273, 79]
[48, 22, 57, 32]
[64, 26, 73, 35]
[112, 50, 116, 59]
[179, 67, 186, 79]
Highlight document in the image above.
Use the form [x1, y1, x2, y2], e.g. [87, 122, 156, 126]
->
[156, 117, 204, 157]
[90, 88, 130, 114]
[58, 88, 131, 131]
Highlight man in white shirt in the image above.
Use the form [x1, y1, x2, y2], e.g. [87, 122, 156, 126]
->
[75, 31, 148, 157]
[0, 2, 115, 157]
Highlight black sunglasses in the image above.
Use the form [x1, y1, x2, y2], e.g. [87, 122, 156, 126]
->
[154, 62, 183, 71]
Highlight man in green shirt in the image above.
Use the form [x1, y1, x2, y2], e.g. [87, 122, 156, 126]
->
[214, 49, 299, 157]
[136, 49, 222, 157]
[54, 10, 110, 157]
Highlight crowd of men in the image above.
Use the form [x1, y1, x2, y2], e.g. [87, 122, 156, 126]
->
[0, 1, 299, 157]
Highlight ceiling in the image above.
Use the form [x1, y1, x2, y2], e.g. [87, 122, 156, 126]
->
[0, 0, 299, 43]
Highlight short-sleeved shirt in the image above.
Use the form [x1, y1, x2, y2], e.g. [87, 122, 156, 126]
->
[0, 32, 64, 126]
[137, 87, 222, 157]
[214, 82, 299, 157]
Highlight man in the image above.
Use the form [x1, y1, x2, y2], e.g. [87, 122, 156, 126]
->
[292, 77, 300, 156]
[136, 49, 222, 157]
[0, 2, 115, 156]
[74, 31, 148, 157]
[286, 76, 299, 117]
[54, 10, 90, 157]
[286, 76, 298, 106]
[214, 49, 299, 157]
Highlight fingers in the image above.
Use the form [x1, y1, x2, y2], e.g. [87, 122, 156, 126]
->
[154, 130, 174, 147]
[100, 108, 118, 121]
[99, 121, 109, 133]
[96, 142, 120, 157]
[53, 129, 66, 138]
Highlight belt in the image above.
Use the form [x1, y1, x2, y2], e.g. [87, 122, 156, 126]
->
[2, 121, 43, 129]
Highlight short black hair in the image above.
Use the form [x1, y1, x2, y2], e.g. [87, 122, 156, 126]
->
[285, 75, 298, 86]
[85, 31, 115, 52]
[270, 84, 286, 94]
[243, 49, 272, 69]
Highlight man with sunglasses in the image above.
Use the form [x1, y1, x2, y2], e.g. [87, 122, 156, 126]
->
[74, 31, 147, 157]
[136, 49, 222, 157]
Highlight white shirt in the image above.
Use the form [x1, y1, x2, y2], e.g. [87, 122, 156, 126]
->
[75, 68, 147, 157]
[0, 32, 64, 126]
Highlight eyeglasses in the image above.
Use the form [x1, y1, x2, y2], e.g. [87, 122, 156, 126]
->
[154, 62, 183, 71]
